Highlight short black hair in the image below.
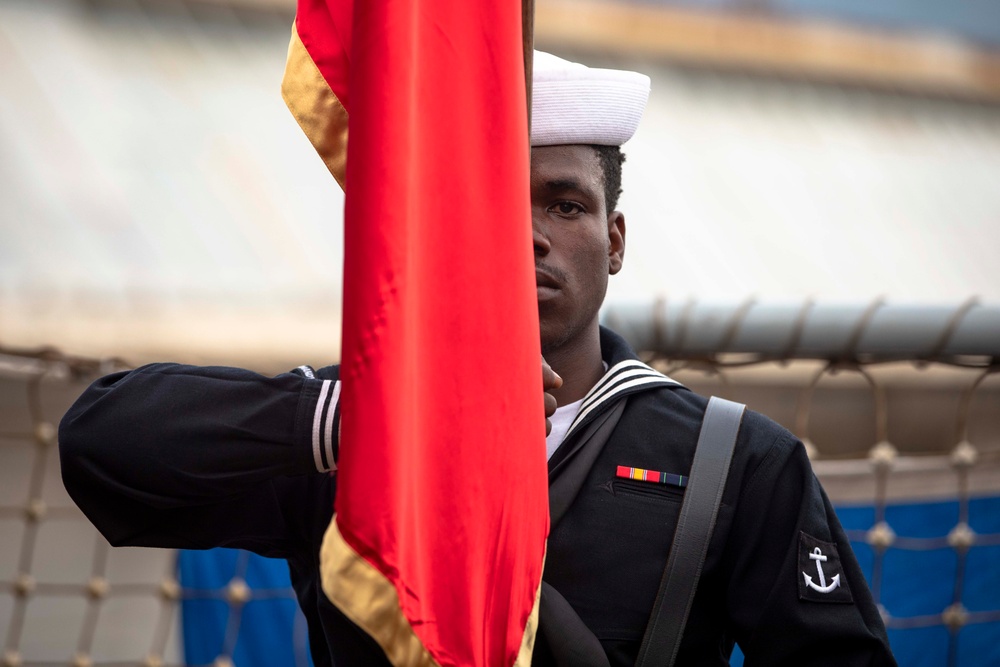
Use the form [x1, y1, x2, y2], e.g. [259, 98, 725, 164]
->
[591, 145, 625, 212]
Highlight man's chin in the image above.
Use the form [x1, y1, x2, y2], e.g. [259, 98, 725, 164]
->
[538, 320, 564, 357]
[538, 303, 583, 356]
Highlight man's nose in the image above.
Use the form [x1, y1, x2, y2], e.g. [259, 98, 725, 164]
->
[532, 213, 550, 257]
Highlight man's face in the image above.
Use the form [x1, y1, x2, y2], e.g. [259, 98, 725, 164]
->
[531, 145, 625, 354]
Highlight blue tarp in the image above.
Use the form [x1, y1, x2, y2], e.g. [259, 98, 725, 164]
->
[180, 496, 1000, 666]
[178, 548, 312, 667]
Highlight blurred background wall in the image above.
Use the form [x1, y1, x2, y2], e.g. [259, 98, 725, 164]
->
[2, 1, 999, 666]
[2, 0, 999, 369]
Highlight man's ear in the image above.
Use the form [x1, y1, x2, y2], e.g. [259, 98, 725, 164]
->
[607, 211, 625, 275]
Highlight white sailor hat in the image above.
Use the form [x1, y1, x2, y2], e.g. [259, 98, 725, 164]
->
[531, 51, 651, 148]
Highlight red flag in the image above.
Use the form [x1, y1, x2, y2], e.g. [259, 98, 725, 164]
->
[282, 2, 548, 666]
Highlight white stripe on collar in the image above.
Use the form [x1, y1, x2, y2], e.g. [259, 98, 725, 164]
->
[565, 359, 679, 438]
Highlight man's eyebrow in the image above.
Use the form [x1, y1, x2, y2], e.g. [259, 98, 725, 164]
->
[539, 178, 597, 198]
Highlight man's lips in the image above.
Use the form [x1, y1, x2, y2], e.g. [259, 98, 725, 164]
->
[535, 268, 561, 290]
[535, 269, 562, 301]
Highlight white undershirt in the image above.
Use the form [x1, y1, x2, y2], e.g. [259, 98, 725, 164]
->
[545, 397, 584, 460]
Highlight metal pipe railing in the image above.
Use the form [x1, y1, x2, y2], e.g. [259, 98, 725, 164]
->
[602, 298, 1000, 363]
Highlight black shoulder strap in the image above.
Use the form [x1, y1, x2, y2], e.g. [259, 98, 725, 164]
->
[635, 396, 746, 667]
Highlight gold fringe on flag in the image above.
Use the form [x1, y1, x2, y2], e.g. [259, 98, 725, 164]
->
[321, 516, 541, 666]
[281, 23, 350, 190]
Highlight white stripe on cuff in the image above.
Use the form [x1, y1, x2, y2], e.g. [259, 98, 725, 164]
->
[312, 380, 332, 472]
[324, 381, 341, 472]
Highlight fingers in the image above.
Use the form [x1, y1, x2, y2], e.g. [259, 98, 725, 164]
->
[542, 356, 562, 393]
[542, 356, 562, 436]
[544, 391, 558, 435]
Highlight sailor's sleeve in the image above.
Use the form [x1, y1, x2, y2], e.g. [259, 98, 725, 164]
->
[58, 362, 342, 556]
[723, 427, 897, 666]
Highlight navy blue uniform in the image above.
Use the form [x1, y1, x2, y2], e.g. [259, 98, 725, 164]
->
[60, 328, 895, 666]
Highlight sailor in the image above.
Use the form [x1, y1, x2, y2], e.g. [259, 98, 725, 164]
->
[60, 51, 896, 665]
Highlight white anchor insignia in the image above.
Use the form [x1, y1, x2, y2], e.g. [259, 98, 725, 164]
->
[803, 546, 841, 593]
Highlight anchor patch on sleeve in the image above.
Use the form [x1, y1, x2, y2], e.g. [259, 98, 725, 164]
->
[798, 532, 853, 604]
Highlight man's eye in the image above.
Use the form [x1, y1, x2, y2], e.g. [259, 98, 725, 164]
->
[552, 202, 582, 216]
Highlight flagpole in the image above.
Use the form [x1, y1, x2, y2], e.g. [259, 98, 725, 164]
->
[522, 0, 534, 134]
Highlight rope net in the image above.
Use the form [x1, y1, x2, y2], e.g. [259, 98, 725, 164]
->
[650, 349, 1000, 666]
[0, 342, 997, 665]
